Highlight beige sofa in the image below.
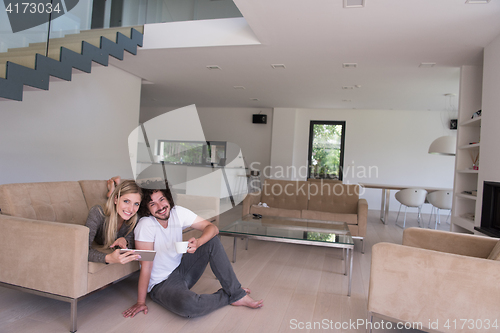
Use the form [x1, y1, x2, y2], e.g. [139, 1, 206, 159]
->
[0, 180, 219, 332]
[368, 228, 500, 333]
[242, 178, 368, 251]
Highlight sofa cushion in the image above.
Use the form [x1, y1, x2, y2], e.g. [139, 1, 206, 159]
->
[260, 179, 308, 211]
[0, 182, 89, 225]
[301, 209, 358, 225]
[487, 240, 500, 260]
[250, 205, 302, 218]
[88, 260, 140, 292]
[307, 183, 359, 214]
[347, 224, 358, 237]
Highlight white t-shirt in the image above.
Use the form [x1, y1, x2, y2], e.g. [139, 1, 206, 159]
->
[134, 206, 197, 292]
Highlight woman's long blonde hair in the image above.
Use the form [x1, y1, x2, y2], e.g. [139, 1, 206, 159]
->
[102, 179, 142, 248]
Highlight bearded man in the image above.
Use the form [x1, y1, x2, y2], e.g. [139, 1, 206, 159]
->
[123, 186, 263, 318]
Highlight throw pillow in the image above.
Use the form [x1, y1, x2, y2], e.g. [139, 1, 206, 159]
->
[487, 240, 500, 260]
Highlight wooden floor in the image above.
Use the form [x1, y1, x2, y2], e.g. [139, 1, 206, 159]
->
[0, 207, 450, 333]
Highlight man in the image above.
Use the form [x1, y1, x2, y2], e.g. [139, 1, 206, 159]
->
[123, 186, 263, 318]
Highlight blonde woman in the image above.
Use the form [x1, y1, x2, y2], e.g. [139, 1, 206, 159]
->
[86, 179, 143, 264]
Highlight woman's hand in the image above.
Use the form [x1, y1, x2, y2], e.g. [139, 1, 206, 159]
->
[110, 237, 128, 249]
[123, 302, 148, 318]
[105, 248, 140, 264]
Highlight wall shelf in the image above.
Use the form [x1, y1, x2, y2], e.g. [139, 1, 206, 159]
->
[456, 193, 477, 200]
[457, 169, 479, 174]
[452, 216, 475, 233]
[458, 143, 480, 150]
[460, 116, 481, 127]
[451, 66, 483, 234]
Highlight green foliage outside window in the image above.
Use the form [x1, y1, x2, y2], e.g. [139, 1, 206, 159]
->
[306, 232, 336, 242]
[309, 123, 343, 179]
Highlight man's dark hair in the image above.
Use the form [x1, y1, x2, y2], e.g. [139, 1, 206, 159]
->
[139, 184, 175, 217]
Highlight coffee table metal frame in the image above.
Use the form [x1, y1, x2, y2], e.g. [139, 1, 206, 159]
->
[219, 215, 354, 296]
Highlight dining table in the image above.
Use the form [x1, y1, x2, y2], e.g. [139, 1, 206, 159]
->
[358, 183, 453, 224]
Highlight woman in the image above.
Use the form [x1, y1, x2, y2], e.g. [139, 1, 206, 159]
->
[86, 179, 143, 264]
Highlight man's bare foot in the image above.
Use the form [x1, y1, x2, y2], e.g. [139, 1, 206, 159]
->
[231, 294, 263, 309]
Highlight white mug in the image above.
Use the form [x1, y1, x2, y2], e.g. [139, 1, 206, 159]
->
[175, 241, 189, 254]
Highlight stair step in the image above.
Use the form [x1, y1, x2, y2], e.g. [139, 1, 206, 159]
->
[1, 48, 62, 62]
[3, 47, 47, 58]
[67, 26, 143, 38]
[0, 54, 37, 70]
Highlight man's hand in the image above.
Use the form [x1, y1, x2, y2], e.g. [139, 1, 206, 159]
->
[123, 302, 148, 318]
[110, 237, 128, 249]
[186, 237, 199, 253]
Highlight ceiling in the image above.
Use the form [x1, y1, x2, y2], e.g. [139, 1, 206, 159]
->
[110, 0, 500, 111]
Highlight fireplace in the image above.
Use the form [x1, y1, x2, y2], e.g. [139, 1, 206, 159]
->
[475, 181, 500, 237]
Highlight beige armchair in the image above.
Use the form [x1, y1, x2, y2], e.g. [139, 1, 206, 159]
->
[368, 228, 500, 333]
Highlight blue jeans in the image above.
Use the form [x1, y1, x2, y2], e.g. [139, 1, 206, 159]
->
[149, 236, 246, 318]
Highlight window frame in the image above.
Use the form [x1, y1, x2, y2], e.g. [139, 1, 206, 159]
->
[307, 120, 346, 181]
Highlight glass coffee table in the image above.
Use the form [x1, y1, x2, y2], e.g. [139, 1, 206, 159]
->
[219, 214, 355, 296]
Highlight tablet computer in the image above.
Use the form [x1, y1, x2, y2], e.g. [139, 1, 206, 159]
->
[120, 249, 156, 261]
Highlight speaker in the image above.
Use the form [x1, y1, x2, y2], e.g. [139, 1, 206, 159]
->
[450, 119, 457, 130]
[252, 114, 267, 124]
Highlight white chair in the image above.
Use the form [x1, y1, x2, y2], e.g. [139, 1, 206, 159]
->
[426, 190, 452, 229]
[395, 188, 428, 229]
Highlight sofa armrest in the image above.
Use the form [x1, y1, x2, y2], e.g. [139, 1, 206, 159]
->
[356, 198, 368, 237]
[0, 215, 89, 299]
[369, 242, 500, 332]
[402, 227, 498, 258]
[242, 191, 261, 216]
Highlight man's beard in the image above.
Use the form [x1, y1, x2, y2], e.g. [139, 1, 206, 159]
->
[156, 212, 170, 221]
[154, 206, 170, 221]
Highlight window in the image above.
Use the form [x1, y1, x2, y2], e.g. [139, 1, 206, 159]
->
[157, 140, 226, 166]
[307, 121, 346, 180]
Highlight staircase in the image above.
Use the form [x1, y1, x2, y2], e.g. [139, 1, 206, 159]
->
[0, 26, 144, 101]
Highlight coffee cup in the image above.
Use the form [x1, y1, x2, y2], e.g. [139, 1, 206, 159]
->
[175, 241, 189, 254]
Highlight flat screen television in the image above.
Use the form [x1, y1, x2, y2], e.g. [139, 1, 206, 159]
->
[476, 181, 500, 237]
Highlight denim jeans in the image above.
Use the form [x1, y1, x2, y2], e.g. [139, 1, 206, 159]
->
[149, 236, 246, 318]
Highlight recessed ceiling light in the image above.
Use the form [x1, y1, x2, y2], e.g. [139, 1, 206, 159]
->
[342, 86, 355, 90]
[233, 86, 246, 89]
[419, 62, 436, 68]
[271, 64, 286, 69]
[342, 99, 352, 102]
[250, 98, 260, 101]
[343, 0, 365, 8]
[465, 0, 490, 3]
[342, 63, 357, 68]
[206, 65, 221, 70]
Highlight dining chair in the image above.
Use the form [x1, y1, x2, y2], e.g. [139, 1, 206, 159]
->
[394, 188, 428, 228]
[426, 190, 452, 229]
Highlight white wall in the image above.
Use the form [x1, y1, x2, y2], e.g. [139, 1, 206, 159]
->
[0, 65, 142, 185]
[476, 33, 500, 223]
[271, 108, 457, 213]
